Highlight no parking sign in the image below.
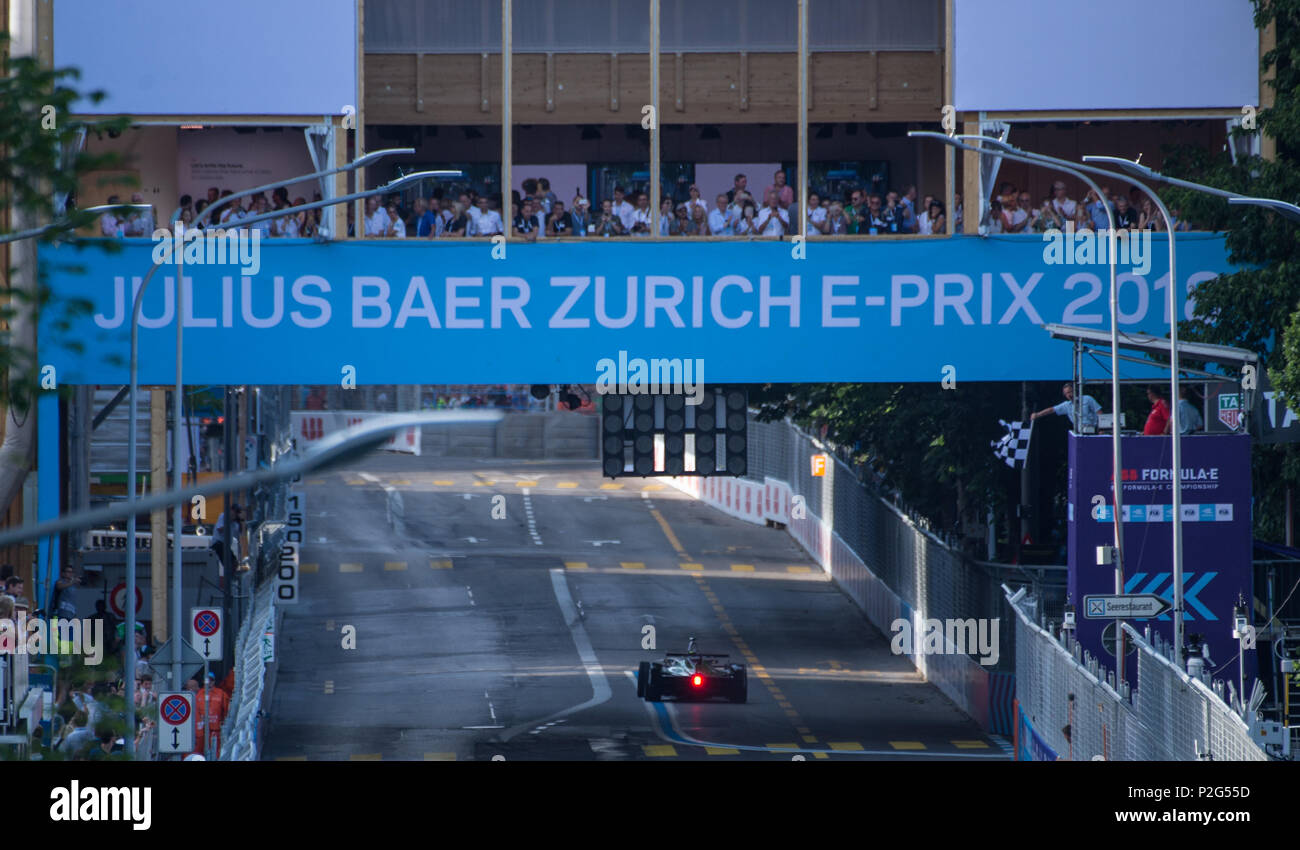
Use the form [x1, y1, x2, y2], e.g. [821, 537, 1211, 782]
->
[158, 692, 194, 754]
[190, 607, 223, 660]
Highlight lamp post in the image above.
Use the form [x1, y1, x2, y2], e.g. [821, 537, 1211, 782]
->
[119, 159, 445, 755]
[908, 134, 1131, 664]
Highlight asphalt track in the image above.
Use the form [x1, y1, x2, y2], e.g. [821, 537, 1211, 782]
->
[263, 454, 1007, 761]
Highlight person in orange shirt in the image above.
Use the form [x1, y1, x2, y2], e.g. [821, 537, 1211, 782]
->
[193, 671, 231, 757]
[220, 668, 235, 700]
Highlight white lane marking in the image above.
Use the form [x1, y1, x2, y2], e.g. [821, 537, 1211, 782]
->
[466, 586, 475, 607]
[522, 487, 543, 546]
[500, 569, 612, 741]
[585, 540, 621, 547]
[485, 690, 497, 723]
[624, 671, 1007, 760]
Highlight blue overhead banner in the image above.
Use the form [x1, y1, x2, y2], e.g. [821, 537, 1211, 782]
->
[38, 233, 1235, 385]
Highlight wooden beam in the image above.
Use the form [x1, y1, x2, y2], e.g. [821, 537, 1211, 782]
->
[610, 53, 620, 111]
[962, 119, 980, 234]
[739, 52, 749, 111]
[674, 52, 684, 112]
[867, 51, 878, 110]
[415, 53, 425, 113]
[545, 53, 556, 113]
[944, 0, 954, 234]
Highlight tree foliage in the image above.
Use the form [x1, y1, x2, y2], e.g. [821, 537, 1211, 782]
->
[1, 30, 130, 409]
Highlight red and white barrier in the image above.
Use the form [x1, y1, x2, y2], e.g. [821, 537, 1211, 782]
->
[290, 411, 422, 455]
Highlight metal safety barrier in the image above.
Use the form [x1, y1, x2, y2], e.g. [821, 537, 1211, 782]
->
[219, 578, 275, 761]
[1007, 584, 1265, 760]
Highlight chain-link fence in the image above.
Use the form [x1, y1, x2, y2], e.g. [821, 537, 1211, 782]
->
[219, 577, 276, 761]
[747, 418, 1055, 674]
[1006, 584, 1265, 760]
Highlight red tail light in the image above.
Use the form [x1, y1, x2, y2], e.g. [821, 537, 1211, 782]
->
[692, 675, 703, 687]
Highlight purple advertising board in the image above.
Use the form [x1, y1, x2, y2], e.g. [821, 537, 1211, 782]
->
[1068, 434, 1256, 692]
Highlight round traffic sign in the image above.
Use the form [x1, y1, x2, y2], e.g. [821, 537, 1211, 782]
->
[109, 582, 144, 618]
[160, 694, 191, 725]
[193, 609, 220, 637]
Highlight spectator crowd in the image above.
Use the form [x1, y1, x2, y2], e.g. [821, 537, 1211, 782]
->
[980, 180, 1194, 234]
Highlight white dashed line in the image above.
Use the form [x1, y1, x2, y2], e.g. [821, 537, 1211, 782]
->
[522, 488, 543, 546]
[466, 586, 475, 607]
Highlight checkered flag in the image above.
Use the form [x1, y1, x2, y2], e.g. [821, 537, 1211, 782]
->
[991, 419, 1033, 468]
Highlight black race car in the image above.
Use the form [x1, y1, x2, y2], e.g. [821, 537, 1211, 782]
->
[637, 636, 747, 703]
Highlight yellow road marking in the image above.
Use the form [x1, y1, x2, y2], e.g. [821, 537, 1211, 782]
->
[430, 560, 453, 569]
[829, 742, 865, 752]
[339, 563, 363, 573]
[390, 479, 411, 486]
[711, 604, 726, 613]
[433, 479, 455, 486]
[722, 624, 738, 634]
[777, 701, 793, 709]
[642, 744, 677, 757]
[767, 743, 799, 750]
[786, 566, 812, 573]
[889, 741, 926, 750]
[953, 740, 990, 749]
[730, 564, 755, 572]
[424, 752, 457, 761]
[704, 746, 740, 756]
[649, 508, 686, 554]
[556, 482, 578, 489]
[565, 561, 589, 569]
[641, 483, 664, 491]
[600, 483, 623, 490]
[516, 480, 539, 487]
[346, 479, 366, 486]
[783, 709, 800, 718]
[813, 752, 829, 759]
[349, 753, 382, 761]
[801, 735, 819, 744]
[680, 563, 704, 571]
[743, 655, 758, 663]
[621, 562, 647, 569]
[300, 563, 319, 573]
[472, 481, 494, 487]
[384, 561, 407, 571]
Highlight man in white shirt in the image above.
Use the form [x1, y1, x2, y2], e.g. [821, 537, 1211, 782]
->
[383, 201, 406, 238]
[684, 185, 708, 221]
[468, 196, 504, 237]
[755, 194, 789, 236]
[708, 193, 735, 236]
[123, 192, 155, 236]
[1031, 383, 1102, 432]
[806, 193, 829, 235]
[1050, 181, 1078, 222]
[629, 192, 653, 236]
[363, 196, 388, 237]
[611, 186, 635, 233]
[99, 195, 123, 237]
[1000, 194, 1029, 233]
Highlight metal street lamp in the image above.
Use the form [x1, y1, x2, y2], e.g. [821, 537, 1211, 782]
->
[1227, 197, 1300, 221]
[119, 153, 426, 754]
[1079, 156, 1300, 223]
[908, 133, 1131, 658]
[0, 411, 504, 547]
[0, 203, 152, 244]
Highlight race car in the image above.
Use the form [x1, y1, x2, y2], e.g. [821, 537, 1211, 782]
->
[637, 636, 747, 703]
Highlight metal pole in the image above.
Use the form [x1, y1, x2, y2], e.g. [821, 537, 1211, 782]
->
[172, 229, 184, 693]
[650, 0, 660, 237]
[502, 0, 512, 239]
[797, 0, 808, 241]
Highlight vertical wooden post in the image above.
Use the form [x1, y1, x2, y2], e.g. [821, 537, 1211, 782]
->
[797, 0, 808, 240]
[650, 0, 660, 237]
[502, 0, 512, 237]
